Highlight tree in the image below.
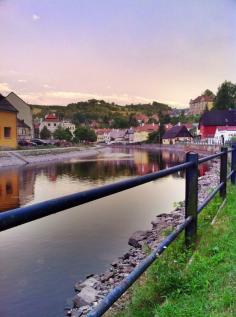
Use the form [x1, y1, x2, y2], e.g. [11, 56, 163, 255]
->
[203, 89, 215, 97]
[74, 127, 97, 143]
[147, 131, 160, 143]
[111, 117, 129, 129]
[40, 126, 51, 139]
[53, 126, 72, 141]
[214, 81, 236, 109]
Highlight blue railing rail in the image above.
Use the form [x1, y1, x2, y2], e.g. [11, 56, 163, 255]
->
[1, 145, 236, 316]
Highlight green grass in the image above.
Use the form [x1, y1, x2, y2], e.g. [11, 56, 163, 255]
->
[114, 185, 236, 317]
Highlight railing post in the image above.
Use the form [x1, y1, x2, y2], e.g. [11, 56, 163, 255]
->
[220, 146, 228, 199]
[185, 152, 198, 247]
[231, 144, 236, 185]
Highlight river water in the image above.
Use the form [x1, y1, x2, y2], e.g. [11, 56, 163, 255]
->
[0, 147, 198, 317]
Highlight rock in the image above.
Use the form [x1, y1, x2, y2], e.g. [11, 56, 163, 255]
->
[100, 271, 114, 282]
[71, 309, 83, 317]
[73, 286, 98, 308]
[128, 230, 152, 248]
[74, 277, 98, 292]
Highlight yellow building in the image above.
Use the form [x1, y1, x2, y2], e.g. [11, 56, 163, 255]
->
[0, 95, 18, 149]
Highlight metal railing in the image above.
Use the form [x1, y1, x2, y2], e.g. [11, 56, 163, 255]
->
[1, 145, 236, 316]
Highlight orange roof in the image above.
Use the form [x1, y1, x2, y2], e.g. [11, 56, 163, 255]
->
[134, 124, 159, 132]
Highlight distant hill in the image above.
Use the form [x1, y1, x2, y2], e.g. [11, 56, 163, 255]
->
[31, 99, 171, 124]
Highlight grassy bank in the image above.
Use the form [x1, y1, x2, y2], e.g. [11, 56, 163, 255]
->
[113, 185, 236, 317]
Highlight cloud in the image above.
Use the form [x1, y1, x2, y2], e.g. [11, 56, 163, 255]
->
[45, 90, 155, 104]
[0, 82, 11, 93]
[17, 79, 27, 83]
[32, 14, 40, 21]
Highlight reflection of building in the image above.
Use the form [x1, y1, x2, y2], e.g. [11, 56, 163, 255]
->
[0, 167, 36, 212]
[0, 170, 20, 211]
[0, 94, 18, 149]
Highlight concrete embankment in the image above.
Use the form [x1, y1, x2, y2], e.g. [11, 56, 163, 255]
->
[67, 159, 220, 317]
[0, 146, 106, 168]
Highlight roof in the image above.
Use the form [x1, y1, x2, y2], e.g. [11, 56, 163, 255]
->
[162, 125, 193, 139]
[216, 126, 236, 132]
[45, 113, 59, 121]
[0, 95, 18, 113]
[199, 110, 236, 126]
[17, 119, 30, 129]
[134, 124, 159, 132]
[190, 95, 214, 104]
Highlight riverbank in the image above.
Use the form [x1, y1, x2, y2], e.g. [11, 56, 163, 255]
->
[67, 159, 221, 316]
[0, 146, 103, 168]
[114, 184, 236, 317]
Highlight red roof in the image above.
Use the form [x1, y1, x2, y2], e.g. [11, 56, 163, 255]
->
[45, 113, 58, 121]
[134, 124, 159, 132]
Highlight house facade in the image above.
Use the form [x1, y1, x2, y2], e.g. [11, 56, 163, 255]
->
[189, 95, 214, 115]
[162, 125, 193, 144]
[214, 127, 236, 143]
[199, 110, 236, 139]
[0, 95, 18, 148]
[39, 113, 76, 138]
[17, 119, 31, 141]
[6, 92, 34, 138]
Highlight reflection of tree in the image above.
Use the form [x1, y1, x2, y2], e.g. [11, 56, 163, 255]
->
[0, 148, 208, 213]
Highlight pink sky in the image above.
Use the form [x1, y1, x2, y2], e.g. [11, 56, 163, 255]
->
[0, 0, 236, 107]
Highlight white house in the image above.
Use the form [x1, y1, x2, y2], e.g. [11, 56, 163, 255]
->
[39, 113, 76, 137]
[214, 126, 236, 143]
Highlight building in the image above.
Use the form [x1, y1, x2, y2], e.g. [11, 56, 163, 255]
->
[134, 113, 149, 124]
[133, 124, 159, 143]
[39, 113, 76, 138]
[95, 129, 111, 143]
[6, 92, 34, 138]
[0, 94, 18, 148]
[214, 126, 236, 143]
[189, 95, 214, 115]
[162, 125, 193, 144]
[17, 119, 31, 141]
[199, 109, 236, 139]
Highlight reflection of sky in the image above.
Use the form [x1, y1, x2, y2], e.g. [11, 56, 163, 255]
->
[0, 148, 187, 317]
[0, 0, 236, 106]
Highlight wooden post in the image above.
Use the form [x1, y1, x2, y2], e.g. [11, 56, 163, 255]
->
[185, 152, 198, 247]
[231, 144, 236, 185]
[220, 147, 228, 199]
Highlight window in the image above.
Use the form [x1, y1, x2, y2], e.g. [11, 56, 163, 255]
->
[4, 127, 11, 138]
[48, 123, 51, 126]
[54, 123, 57, 126]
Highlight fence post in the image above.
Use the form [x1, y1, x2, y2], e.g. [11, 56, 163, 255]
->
[220, 147, 228, 199]
[185, 152, 198, 247]
[231, 144, 236, 185]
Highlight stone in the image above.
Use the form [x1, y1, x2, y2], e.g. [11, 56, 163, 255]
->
[74, 277, 98, 292]
[100, 271, 114, 282]
[128, 230, 152, 248]
[73, 286, 98, 308]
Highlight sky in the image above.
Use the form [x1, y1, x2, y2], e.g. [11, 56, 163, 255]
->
[0, 0, 236, 107]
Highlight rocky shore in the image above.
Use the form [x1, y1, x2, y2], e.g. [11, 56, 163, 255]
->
[65, 159, 220, 317]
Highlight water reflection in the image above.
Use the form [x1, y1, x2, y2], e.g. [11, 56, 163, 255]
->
[0, 148, 209, 317]
[0, 148, 190, 212]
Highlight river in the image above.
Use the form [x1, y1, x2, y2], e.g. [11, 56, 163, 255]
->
[0, 147, 205, 317]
